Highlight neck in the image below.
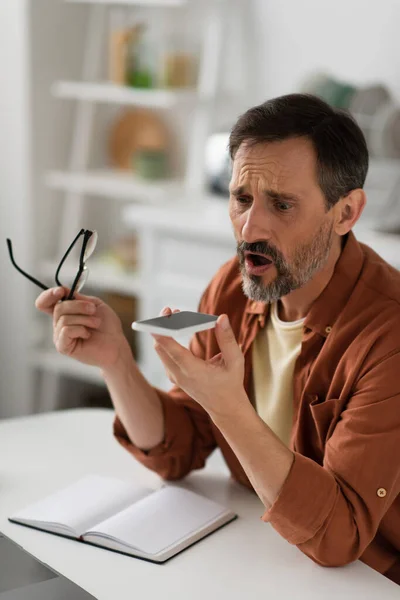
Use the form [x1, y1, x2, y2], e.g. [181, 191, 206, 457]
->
[277, 235, 343, 322]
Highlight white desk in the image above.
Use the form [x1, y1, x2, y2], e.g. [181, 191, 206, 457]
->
[0, 409, 398, 599]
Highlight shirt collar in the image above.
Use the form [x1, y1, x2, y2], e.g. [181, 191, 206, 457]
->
[245, 230, 365, 337]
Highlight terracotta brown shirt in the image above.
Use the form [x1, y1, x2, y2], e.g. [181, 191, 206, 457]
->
[114, 231, 400, 584]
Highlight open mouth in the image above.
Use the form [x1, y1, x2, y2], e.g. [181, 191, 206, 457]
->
[244, 252, 274, 275]
[245, 253, 273, 267]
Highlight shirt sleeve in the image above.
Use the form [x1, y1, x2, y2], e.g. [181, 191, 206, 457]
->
[262, 350, 400, 569]
[113, 288, 217, 481]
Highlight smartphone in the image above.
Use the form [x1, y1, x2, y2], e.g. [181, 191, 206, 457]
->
[131, 311, 218, 336]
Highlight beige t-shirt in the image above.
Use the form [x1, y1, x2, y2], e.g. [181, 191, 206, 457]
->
[252, 301, 305, 446]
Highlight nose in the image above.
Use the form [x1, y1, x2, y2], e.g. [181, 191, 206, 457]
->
[240, 202, 271, 244]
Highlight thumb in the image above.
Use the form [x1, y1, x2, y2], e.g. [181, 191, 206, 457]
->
[215, 314, 242, 368]
[35, 286, 67, 315]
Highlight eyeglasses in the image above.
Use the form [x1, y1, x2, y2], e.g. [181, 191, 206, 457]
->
[6, 229, 98, 300]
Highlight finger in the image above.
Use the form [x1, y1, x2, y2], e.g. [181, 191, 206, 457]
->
[35, 287, 67, 315]
[53, 300, 97, 327]
[55, 325, 91, 355]
[73, 292, 103, 307]
[159, 307, 180, 317]
[152, 335, 200, 375]
[154, 342, 180, 384]
[215, 314, 242, 368]
[208, 352, 223, 366]
[54, 315, 101, 339]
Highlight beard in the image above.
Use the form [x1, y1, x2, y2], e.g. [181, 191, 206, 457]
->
[238, 219, 335, 304]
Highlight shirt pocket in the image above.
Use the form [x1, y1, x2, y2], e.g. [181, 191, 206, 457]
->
[309, 394, 341, 448]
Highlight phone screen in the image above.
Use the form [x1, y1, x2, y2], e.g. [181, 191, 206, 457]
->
[138, 311, 218, 330]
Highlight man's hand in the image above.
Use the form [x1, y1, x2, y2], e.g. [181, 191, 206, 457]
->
[154, 307, 294, 513]
[35, 287, 130, 369]
[153, 310, 248, 420]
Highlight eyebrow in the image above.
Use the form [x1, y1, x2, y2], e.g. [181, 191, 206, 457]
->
[230, 186, 301, 202]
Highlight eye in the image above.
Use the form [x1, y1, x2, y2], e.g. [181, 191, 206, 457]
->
[275, 202, 292, 212]
[236, 196, 252, 206]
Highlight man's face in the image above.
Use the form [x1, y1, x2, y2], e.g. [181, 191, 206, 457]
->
[229, 138, 336, 304]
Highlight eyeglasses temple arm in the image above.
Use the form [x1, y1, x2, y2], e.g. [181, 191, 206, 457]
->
[67, 230, 92, 300]
[6, 239, 48, 291]
[55, 229, 85, 287]
[7, 238, 49, 290]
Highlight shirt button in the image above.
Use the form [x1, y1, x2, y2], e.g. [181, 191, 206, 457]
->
[377, 488, 387, 498]
[325, 326, 332, 334]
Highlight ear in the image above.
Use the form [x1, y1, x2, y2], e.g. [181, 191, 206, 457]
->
[333, 189, 367, 236]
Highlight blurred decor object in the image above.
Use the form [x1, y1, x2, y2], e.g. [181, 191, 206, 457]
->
[126, 24, 156, 89]
[103, 291, 139, 360]
[300, 72, 356, 110]
[349, 84, 391, 120]
[98, 235, 138, 271]
[358, 158, 400, 230]
[133, 149, 168, 180]
[368, 101, 400, 160]
[349, 85, 392, 151]
[163, 52, 196, 88]
[300, 72, 331, 96]
[160, 37, 197, 89]
[109, 108, 169, 171]
[205, 133, 231, 197]
[109, 24, 145, 86]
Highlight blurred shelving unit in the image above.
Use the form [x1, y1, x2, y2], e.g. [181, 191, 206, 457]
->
[30, 349, 105, 386]
[67, 0, 187, 6]
[46, 170, 182, 205]
[33, 0, 236, 409]
[52, 81, 196, 108]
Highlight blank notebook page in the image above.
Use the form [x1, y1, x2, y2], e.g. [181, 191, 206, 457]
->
[88, 486, 229, 555]
[12, 475, 151, 536]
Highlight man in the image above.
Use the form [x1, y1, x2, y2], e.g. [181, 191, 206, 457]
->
[36, 94, 400, 585]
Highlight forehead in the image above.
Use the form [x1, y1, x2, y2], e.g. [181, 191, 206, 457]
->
[231, 137, 318, 189]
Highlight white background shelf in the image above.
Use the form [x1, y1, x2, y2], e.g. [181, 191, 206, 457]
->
[40, 259, 143, 297]
[123, 200, 236, 243]
[52, 81, 196, 108]
[30, 348, 105, 385]
[67, 0, 186, 5]
[46, 170, 182, 205]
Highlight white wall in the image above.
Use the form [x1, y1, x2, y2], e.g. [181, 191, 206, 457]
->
[0, 1, 89, 418]
[0, 1, 32, 417]
[252, 0, 400, 102]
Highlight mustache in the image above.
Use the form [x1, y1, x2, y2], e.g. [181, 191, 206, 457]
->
[237, 240, 281, 263]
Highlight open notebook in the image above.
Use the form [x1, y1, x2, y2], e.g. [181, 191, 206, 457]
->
[9, 475, 237, 563]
